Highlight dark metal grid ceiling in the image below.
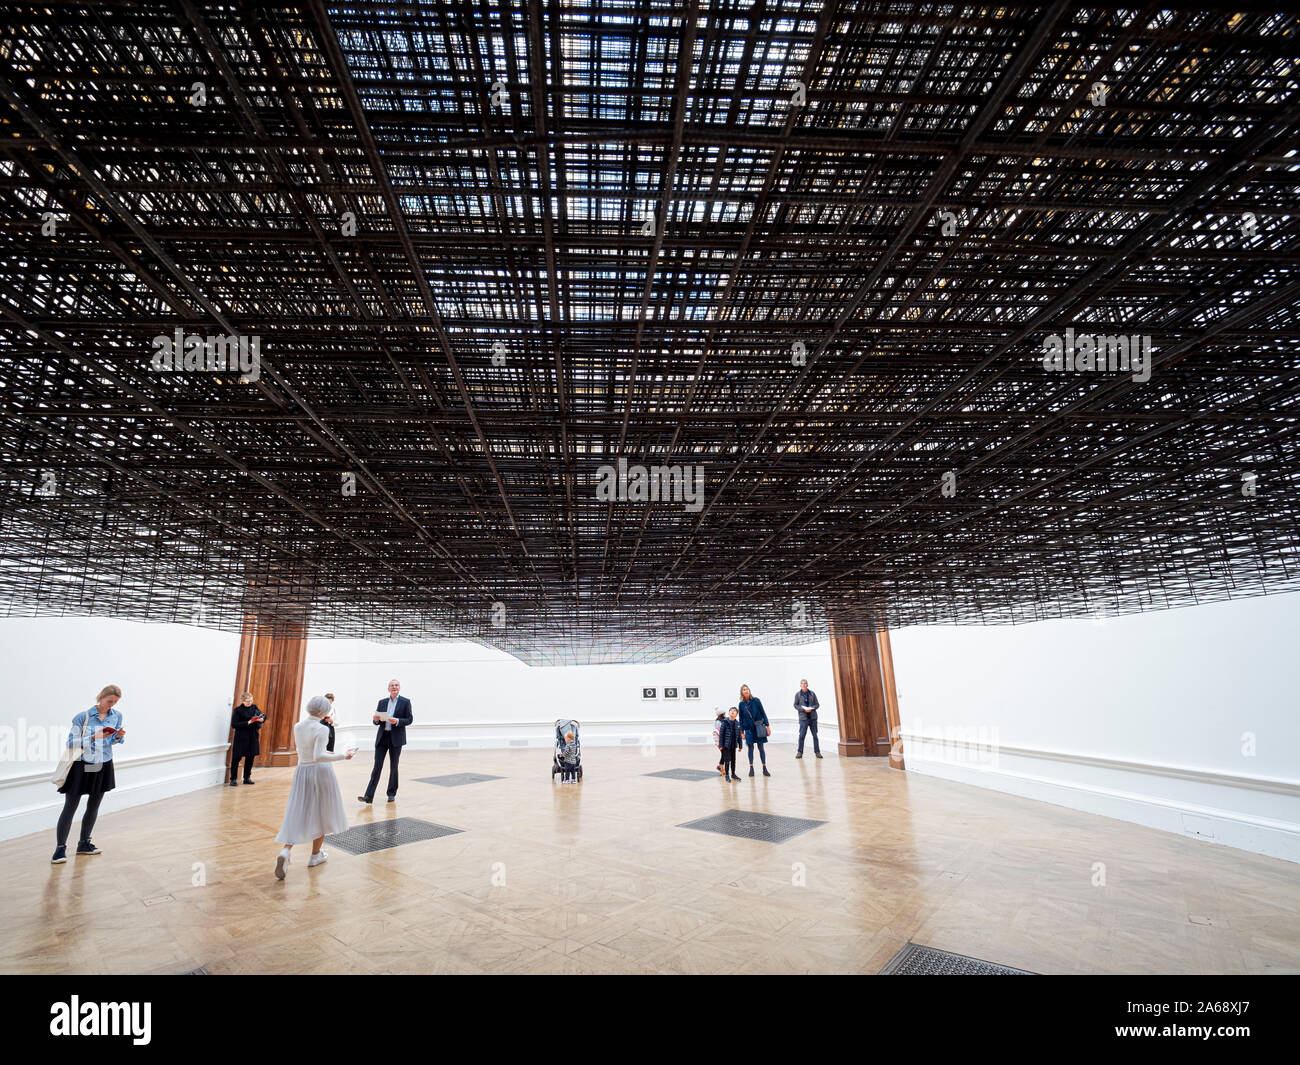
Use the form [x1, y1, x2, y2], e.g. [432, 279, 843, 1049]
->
[0, 2, 1298, 666]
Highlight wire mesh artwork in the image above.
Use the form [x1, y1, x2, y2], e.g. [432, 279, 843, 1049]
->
[0, 3, 1297, 665]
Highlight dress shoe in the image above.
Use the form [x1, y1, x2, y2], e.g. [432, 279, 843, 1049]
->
[242, 778, 255, 785]
[815, 752, 823, 759]
[795, 753, 803, 759]
[228, 779, 238, 786]
[358, 795, 372, 804]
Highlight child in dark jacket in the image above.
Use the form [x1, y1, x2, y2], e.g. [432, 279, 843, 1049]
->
[718, 708, 742, 782]
[713, 709, 726, 774]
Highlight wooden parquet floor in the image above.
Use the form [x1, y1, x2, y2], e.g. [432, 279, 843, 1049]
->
[3, 747, 1297, 974]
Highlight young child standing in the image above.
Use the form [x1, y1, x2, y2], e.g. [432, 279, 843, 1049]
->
[713, 708, 726, 774]
[559, 730, 579, 782]
[718, 707, 742, 782]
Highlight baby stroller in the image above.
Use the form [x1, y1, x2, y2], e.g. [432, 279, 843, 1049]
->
[552, 718, 582, 782]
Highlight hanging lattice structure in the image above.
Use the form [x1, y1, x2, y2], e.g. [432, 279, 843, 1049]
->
[0, 2, 1298, 665]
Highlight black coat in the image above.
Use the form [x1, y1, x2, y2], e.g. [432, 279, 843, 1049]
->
[372, 695, 413, 748]
[718, 717, 742, 749]
[230, 702, 264, 758]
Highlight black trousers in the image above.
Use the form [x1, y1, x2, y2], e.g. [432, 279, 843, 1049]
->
[721, 747, 737, 776]
[55, 790, 104, 848]
[365, 743, 401, 799]
[230, 755, 255, 781]
[797, 715, 821, 754]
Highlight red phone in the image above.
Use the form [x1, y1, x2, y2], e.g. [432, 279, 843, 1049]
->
[100, 726, 119, 737]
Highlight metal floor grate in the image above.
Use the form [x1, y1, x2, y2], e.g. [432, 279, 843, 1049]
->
[678, 808, 826, 843]
[325, 817, 463, 855]
[415, 773, 504, 787]
[879, 943, 1034, 975]
[645, 768, 721, 781]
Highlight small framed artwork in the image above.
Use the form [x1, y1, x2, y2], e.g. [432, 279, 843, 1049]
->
[684, 687, 700, 700]
[642, 687, 657, 700]
[663, 686, 679, 700]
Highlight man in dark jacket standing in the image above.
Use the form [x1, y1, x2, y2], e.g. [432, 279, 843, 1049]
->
[359, 678, 413, 803]
[794, 678, 822, 759]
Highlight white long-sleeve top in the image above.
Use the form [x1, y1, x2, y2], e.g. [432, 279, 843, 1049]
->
[295, 717, 346, 764]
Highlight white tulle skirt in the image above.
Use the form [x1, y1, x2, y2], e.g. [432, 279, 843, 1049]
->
[275, 763, 348, 844]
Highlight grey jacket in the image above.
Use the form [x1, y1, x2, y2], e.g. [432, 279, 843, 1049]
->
[794, 688, 820, 716]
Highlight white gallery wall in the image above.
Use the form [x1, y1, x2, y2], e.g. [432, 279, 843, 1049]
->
[0, 617, 240, 841]
[302, 638, 839, 753]
[4, 595, 1295, 863]
[891, 591, 1300, 863]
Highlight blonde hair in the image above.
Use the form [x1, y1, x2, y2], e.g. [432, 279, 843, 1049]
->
[240, 691, 254, 701]
[96, 684, 122, 702]
[564, 731, 574, 741]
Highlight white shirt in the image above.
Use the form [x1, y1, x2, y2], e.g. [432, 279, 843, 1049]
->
[385, 696, 398, 730]
[295, 718, 345, 764]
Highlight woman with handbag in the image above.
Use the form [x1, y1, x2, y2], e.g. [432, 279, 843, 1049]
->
[51, 684, 125, 863]
[737, 684, 771, 778]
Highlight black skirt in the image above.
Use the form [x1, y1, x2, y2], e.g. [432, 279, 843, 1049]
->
[58, 758, 116, 797]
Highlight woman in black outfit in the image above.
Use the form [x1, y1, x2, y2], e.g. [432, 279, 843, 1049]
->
[322, 693, 337, 752]
[229, 692, 265, 786]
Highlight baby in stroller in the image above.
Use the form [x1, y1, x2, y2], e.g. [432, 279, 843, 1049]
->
[553, 718, 582, 783]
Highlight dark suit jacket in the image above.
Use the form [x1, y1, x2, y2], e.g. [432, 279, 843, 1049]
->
[373, 695, 413, 748]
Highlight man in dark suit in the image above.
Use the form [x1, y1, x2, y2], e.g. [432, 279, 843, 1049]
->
[359, 678, 413, 803]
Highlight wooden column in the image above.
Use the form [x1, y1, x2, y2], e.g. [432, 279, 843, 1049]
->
[229, 616, 307, 768]
[829, 624, 903, 767]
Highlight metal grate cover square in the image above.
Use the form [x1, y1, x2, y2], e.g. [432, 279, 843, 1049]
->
[879, 943, 1034, 975]
[678, 808, 826, 843]
[415, 773, 504, 787]
[645, 768, 720, 781]
[325, 817, 463, 855]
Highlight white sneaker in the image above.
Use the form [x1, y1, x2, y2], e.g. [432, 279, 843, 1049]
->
[308, 851, 328, 868]
[275, 848, 290, 879]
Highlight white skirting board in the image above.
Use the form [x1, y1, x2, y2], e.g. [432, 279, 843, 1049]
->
[902, 732, 1300, 864]
[0, 745, 232, 843]
[331, 716, 839, 751]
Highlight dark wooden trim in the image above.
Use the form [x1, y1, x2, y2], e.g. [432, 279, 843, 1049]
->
[229, 616, 306, 768]
[829, 625, 902, 763]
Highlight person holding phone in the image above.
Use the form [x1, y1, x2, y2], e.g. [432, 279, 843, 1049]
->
[274, 695, 356, 878]
[52, 684, 126, 863]
[229, 691, 265, 786]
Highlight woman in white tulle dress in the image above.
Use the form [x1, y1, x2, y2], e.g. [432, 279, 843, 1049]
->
[274, 695, 355, 879]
